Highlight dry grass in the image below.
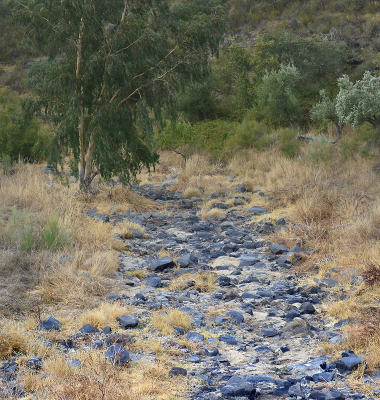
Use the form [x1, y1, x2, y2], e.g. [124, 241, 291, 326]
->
[150, 309, 192, 336]
[182, 187, 203, 199]
[113, 221, 146, 239]
[79, 302, 131, 331]
[22, 351, 188, 400]
[169, 272, 217, 292]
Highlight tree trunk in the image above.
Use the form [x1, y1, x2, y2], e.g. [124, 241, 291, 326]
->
[83, 140, 96, 193]
[76, 18, 86, 191]
[333, 122, 344, 141]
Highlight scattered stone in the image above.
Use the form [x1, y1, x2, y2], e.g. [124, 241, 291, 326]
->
[269, 243, 288, 254]
[186, 332, 205, 342]
[176, 253, 198, 267]
[80, 324, 99, 334]
[150, 256, 175, 272]
[144, 276, 162, 287]
[336, 354, 365, 371]
[219, 334, 238, 345]
[261, 328, 278, 337]
[226, 311, 244, 323]
[38, 316, 62, 332]
[117, 316, 139, 329]
[105, 344, 130, 365]
[169, 367, 187, 376]
[247, 206, 267, 214]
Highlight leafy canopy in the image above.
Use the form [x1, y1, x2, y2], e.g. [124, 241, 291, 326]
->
[0, 88, 48, 162]
[256, 64, 301, 127]
[336, 71, 380, 130]
[12, 0, 227, 185]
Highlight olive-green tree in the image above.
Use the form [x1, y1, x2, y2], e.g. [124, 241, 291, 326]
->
[11, 0, 227, 192]
[310, 90, 345, 140]
[256, 64, 301, 127]
[336, 72, 380, 135]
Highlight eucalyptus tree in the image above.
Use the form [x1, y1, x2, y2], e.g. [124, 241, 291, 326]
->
[12, 0, 227, 192]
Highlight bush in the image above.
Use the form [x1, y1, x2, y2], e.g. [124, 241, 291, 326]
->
[278, 128, 300, 158]
[157, 120, 205, 162]
[0, 88, 50, 162]
[193, 119, 238, 159]
[339, 124, 376, 160]
[179, 80, 216, 122]
[225, 115, 272, 151]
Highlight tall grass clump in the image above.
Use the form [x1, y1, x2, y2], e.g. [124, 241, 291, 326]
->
[3, 206, 72, 253]
[303, 136, 334, 164]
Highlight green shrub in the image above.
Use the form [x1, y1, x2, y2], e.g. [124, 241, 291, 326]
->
[225, 115, 271, 150]
[157, 120, 205, 161]
[1, 154, 13, 175]
[179, 80, 215, 122]
[0, 88, 50, 162]
[193, 119, 238, 159]
[339, 124, 376, 160]
[278, 128, 300, 158]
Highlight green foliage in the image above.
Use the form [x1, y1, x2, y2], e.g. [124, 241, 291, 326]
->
[157, 121, 205, 161]
[193, 119, 238, 159]
[252, 32, 348, 84]
[13, 0, 228, 189]
[339, 124, 376, 160]
[310, 89, 345, 138]
[41, 214, 71, 251]
[278, 128, 300, 158]
[178, 80, 215, 122]
[225, 114, 271, 150]
[213, 46, 255, 112]
[336, 72, 380, 133]
[1, 154, 13, 175]
[256, 64, 301, 127]
[0, 88, 48, 162]
[310, 90, 339, 124]
[5, 207, 71, 252]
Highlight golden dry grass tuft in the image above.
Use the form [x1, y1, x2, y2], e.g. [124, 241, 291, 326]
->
[169, 272, 217, 293]
[22, 351, 188, 400]
[182, 187, 203, 199]
[79, 302, 131, 331]
[113, 220, 146, 239]
[150, 309, 192, 335]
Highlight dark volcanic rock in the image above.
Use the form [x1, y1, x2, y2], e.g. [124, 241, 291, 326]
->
[219, 334, 238, 345]
[336, 355, 365, 371]
[80, 324, 99, 334]
[150, 256, 175, 272]
[117, 315, 139, 329]
[226, 311, 244, 323]
[169, 367, 187, 376]
[186, 332, 205, 342]
[247, 206, 267, 215]
[105, 344, 130, 365]
[269, 243, 288, 254]
[38, 316, 61, 332]
[176, 253, 198, 267]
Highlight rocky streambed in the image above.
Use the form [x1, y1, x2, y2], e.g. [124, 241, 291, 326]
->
[2, 181, 379, 399]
